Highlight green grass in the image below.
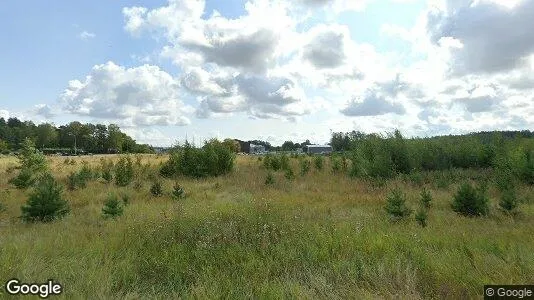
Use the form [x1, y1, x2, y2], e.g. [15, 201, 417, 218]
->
[0, 155, 533, 298]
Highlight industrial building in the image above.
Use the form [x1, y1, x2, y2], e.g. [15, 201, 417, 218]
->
[305, 145, 333, 155]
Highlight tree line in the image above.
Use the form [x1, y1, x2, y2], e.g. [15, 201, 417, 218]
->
[329, 129, 534, 182]
[0, 117, 154, 154]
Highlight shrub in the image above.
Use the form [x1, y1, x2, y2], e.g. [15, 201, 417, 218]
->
[78, 162, 93, 181]
[415, 207, 428, 228]
[67, 172, 85, 191]
[133, 180, 143, 191]
[9, 139, 49, 189]
[100, 158, 113, 183]
[284, 168, 295, 181]
[172, 183, 186, 200]
[115, 156, 134, 186]
[314, 155, 324, 171]
[102, 194, 123, 219]
[20, 174, 70, 223]
[121, 194, 131, 206]
[499, 188, 518, 213]
[0, 193, 6, 213]
[300, 159, 311, 176]
[331, 157, 342, 173]
[263, 154, 289, 171]
[452, 182, 489, 217]
[150, 181, 164, 197]
[160, 140, 235, 178]
[67, 163, 94, 191]
[9, 168, 37, 189]
[265, 172, 275, 185]
[384, 188, 412, 220]
[420, 188, 432, 208]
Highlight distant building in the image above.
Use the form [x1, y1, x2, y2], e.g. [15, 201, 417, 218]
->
[305, 145, 332, 155]
[249, 143, 265, 154]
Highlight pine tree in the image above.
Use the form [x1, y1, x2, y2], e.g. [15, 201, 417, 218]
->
[385, 188, 412, 220]
[102, 194, 123, 219]
[21, 175, 70, 222]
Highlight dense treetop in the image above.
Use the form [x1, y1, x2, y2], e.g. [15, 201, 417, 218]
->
[0, 117, 153, 154]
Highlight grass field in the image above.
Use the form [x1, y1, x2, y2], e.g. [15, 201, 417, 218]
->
[0, 154, 533, 299]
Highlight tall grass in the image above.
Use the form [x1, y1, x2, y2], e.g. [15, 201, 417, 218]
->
[0, 155, 533, 298]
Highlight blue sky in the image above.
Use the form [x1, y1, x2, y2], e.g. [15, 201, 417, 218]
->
[1, 0, 533, 146]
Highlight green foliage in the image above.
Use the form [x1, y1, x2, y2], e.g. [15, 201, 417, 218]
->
[384, 188, 412, 220]
[284, 167, 295, 181]
[420, 188, 432, 209]
[121, 193, 131, 206]
[100, 158, 113, 183]
[67, 163, 93, 191]
[331, 156, 342, 173]
[299, 159, 311, 176]
[102, 194, 124, 219]
[0, 139, 9, 154]
[263, 154, 289, 171]
[172, 183, 186, 200]
[160, 140, 235, 178]
[150, 181, 164, 197]
[452, 182, 489, 217]
[115, 156, 134, 186]
[9, 138, 49, 189]
[314, 155, 324, 171]
[415, 207, 428, 228]
[9, 168, 37, 189]
[0, 191, 6, 213]
[499, 188, 518, 213]
[265, 172, 275, 185]
[20, 174, 69, 223]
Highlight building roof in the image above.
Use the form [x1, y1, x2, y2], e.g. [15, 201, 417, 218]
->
[306, 145, 332, 148]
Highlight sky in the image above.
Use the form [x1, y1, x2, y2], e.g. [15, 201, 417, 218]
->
[1, 0, 534, 146]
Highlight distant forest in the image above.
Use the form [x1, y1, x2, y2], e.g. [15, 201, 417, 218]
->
[0, 117, 153, 154]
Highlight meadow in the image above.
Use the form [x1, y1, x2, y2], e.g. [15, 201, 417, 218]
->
[0, 153, 533, 299]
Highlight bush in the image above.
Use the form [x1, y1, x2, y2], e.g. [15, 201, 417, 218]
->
[9, 168, 37, 189]
[21, 175, 70, 223]
[263, 154, 289, 171]
[314, 155, 324, 171]
[102, 194, 123, 219]
[150, 181, 164, 197]
[300, 159, 311, 176]
[172, 183, 186, 200]
[499, 188, 518, 213]
[265, 172, 275, 185]
[284, 168, 295, 181]
[0, 193, 6, 213]
[160, 140, 235, 178]
[452, 182, 489, 217]
[67, 172, 85, 190]
[100, 158, 113, 183]
[9, 139, 49, 189]
[115, 156, 134, 186]
[384, 188, 412, 220]
[121, 194, 131, 206]
[415, 207, 428, 228]
[420, 188, 432, 208]
[331, 157, 342, 173]
[67, 163, 94, 191]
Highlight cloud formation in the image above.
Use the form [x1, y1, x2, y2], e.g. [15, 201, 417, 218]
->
[61, 62, 192, 126]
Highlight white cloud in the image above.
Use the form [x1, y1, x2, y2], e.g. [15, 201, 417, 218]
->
[79, 31, 96, 41]
[0, 109, 9, 120]
[299, 0, 370, 12]
[60, 61, 193, 127]
[427, 0, 534, 75]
